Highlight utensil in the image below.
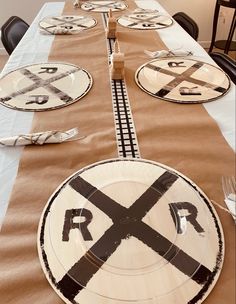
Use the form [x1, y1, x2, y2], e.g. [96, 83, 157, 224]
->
[222, 176, 236, 221]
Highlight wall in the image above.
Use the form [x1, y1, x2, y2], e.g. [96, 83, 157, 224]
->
[158, 0, 235, 47]
[0, 0, 63, 53]
[0, 0, 63, 25]
[0, 0, 235, 53]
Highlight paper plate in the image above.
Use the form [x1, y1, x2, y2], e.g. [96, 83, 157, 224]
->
[135, 58, 230, 103]
[117, 9, 173, 30]
[0, 63, 92, 111]
[39, 15, 97, 34]
[81, 0, 127, 12]
[38, 158, 224, 304]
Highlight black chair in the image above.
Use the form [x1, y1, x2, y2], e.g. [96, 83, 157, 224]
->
[208, 0, 236, 54]
[1, 16, 29, 55]
[173, 12, 199, 40]
[209, 52, 236, 84]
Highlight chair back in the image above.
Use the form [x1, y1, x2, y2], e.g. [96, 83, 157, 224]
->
[1, 16, 29, 55]
[173, 12, 199, 40]
[210, 52, 236, 84]
[218, 0, 236, 9]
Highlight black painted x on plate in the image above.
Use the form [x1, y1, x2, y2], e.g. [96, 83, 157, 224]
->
[0, 67, 79, 103]
[56, 170, 212, 301]
[146, 62, 226, 97]
[86, 1, 122, 10]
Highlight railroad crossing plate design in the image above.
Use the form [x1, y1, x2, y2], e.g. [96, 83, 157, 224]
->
[38, 158, 224, 304]
[39, 15, 97, 34]
[135, 58, 230, 103]
[0, 63, 92, 111]
[81, 0, 127, 12]
[117, 9, 173, 30]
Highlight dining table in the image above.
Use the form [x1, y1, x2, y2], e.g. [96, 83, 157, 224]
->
[0, 1, 235, 304]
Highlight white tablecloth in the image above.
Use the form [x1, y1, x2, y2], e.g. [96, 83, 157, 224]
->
[0, 3, 64, 225]
[0, 0, 235, 226]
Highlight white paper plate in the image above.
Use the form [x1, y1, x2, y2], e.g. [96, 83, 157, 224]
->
[0, 63, 92, 111]
[81, 0, 128, 12]
[118, 9, 173, 30]
[135, 58, 230, 103]
[39, 15, 97, 34]
[38, 158, 224, 304]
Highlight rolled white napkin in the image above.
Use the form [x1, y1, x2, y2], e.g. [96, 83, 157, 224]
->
[50, 28, 74, 35]
[40, 28, 75, 35]
[144, 49, 193, 58]
[133, 8, 159, 14]
[0, 128, 84, 147]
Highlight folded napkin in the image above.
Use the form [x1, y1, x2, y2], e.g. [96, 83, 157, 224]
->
[41, 28, 75, 35]
[144, 49, 193, 58]
[133, 8, 159, 14]
[0, 128, 84, 147]
[50, 28, 74, 35]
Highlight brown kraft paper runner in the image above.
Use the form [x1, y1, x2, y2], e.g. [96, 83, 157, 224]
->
[0, 0, 235, 303]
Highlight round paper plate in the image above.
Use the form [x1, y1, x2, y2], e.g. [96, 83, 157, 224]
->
[0, 63, 92, 111]
[38, 158, 224, 304]
[117, 9, 173, 30]
[135, 58, 230, 103]
[81, 0, 127, 12]
[39, 15, 97, 34]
